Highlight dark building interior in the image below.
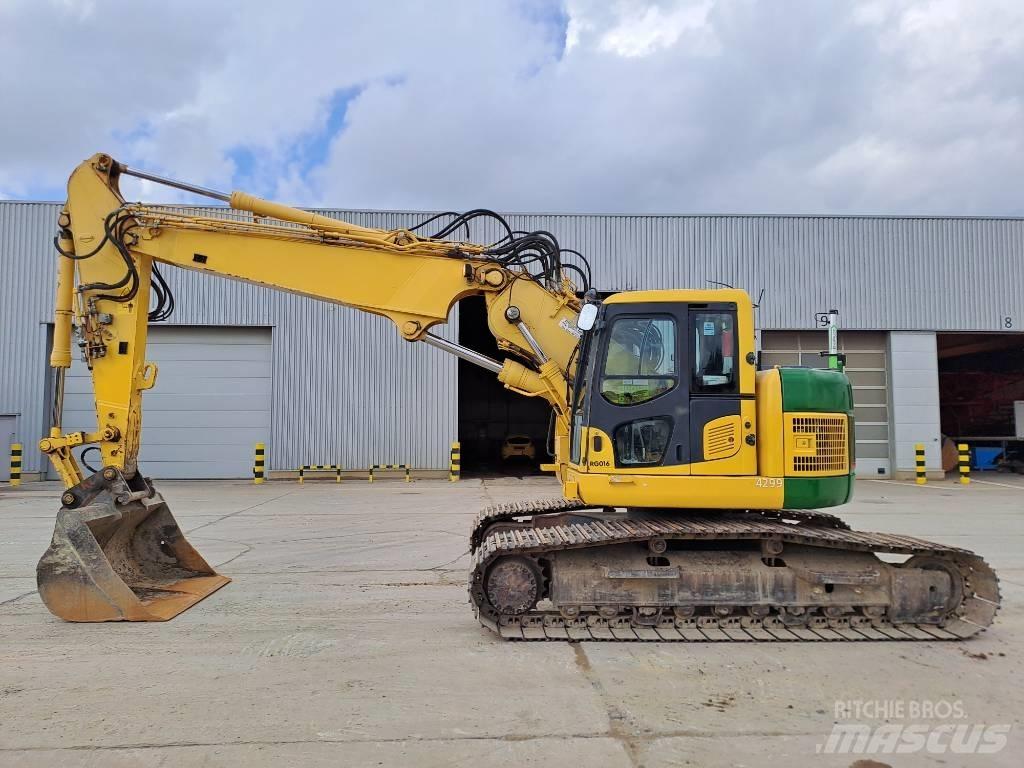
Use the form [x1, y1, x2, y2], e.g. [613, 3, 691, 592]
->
[457, 296, 551, 476]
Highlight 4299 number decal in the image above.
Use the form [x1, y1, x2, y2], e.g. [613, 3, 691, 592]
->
[755, 477, 783, 488]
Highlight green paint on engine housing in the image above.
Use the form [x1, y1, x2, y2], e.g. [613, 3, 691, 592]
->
[783, 476, 853, 509]
[778, 367, 855, 508]
[778, 366, 854, 413]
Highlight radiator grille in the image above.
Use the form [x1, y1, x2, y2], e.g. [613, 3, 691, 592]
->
[788, 414, 848, 475]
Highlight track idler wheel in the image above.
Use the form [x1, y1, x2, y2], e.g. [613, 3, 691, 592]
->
[36, 467, 230, 622]
[484, 556, 542, 615]
[901, 553, 1000, 636]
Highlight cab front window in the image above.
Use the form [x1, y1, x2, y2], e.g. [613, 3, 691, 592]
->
[600, 316, 677, 406]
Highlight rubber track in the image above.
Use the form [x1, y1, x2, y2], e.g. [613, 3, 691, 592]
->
[468, 499, 1000, 642]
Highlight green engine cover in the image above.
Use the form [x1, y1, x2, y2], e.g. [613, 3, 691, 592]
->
[777, 367, 855, 509]
[778, 366, 854, 413]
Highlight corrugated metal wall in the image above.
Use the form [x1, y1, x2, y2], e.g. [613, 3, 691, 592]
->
[1, 202, 461, 475]
[431, 212, 1023, 332]
[3, 202, 1023, 475]
[1, 203, 61, 477]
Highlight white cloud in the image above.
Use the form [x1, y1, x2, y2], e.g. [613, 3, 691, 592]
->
[586, 1, 718, 58]
[0, 0, 1022, 216]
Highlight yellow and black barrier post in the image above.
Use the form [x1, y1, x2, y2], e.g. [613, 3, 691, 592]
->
[915, 443, 926, 485]
[253, 442, 265, 484]
[369, 464, 411, 483]
[449, 441, 460, 482]
[9, 443, 21, 487]
[298, 465, 342, 483]
[958, 443, 971, 485]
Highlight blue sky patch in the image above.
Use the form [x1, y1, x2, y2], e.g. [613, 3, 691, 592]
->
[290, 85, 363, 176]
[519, 0, 570, 61]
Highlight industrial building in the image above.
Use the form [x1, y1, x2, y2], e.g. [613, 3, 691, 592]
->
[2, 201, 1022, 481]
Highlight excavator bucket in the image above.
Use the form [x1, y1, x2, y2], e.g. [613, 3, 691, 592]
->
[36, 468, 229, 622]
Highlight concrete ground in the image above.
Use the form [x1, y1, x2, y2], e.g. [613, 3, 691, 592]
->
[1, 475, 1022, 768]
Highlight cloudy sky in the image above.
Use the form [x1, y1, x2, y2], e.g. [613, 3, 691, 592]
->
[1, 0, 1022, 215]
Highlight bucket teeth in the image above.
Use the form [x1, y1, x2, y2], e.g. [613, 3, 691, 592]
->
[36, 469, 229, 622]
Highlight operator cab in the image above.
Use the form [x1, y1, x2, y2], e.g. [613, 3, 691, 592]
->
[570, 289, 757, 476]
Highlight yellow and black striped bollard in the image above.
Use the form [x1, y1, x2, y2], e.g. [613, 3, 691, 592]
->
[449, 441, 460, 482]
[914, 443, 926, 485]
[958, 443, 970, 485]
[9, 443, 21, 487]
[253, 442, 265, 484]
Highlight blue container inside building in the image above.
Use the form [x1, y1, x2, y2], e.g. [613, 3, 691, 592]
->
[972, 447, 1004, 471]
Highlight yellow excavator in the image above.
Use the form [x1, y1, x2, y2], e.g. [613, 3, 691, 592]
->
[36, 153, 999, 641]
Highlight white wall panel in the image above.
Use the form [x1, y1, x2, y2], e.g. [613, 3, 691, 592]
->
[888, 332, 942, 477]
[59, 326, 272, 479]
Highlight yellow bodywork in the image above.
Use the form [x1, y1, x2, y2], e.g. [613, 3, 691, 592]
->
[567, 416, 785, 509]
[567, 468, 785, 509]
[702, 415, 741, 460]
[605, 289, 757, 396]
[36, 154, 588, 622]
[37, 152, 832, 623]
[560, 363, 846, 509]
[43, 154, 581, 483]
[691, 401, 757, 476]
[44, 156, 778, 502]
[754, 368, 785, 477]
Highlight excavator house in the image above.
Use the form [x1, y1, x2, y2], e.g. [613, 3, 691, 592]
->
[36, 154, 999, 641]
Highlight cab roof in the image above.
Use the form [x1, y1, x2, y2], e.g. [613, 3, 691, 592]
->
[603, 288, 752, 306]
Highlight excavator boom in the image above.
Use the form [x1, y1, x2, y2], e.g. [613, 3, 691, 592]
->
[39, 153, 584, 621]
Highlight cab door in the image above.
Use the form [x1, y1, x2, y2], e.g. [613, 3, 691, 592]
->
[687, 303, 756, 475]
[578, 303, 690, 473]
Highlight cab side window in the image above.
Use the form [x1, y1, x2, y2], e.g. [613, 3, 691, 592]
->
[691, 311, 737, 393]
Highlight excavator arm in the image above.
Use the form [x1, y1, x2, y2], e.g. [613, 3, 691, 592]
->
[37, 153, 588, 621]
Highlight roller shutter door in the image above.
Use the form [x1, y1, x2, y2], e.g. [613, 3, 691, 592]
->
[761, 331, 890, 476]
[57, 326, 272, 479]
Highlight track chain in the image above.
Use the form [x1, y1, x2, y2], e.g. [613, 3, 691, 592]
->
[747, 507, 852, 530]
[469, 500, 848, 554]
[469, 497, 588, 553]
[468, 498, 1000, 642]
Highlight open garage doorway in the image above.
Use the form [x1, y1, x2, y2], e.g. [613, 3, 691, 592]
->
[457, 296, 552, 477]
[938, 333, 1024, 473]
